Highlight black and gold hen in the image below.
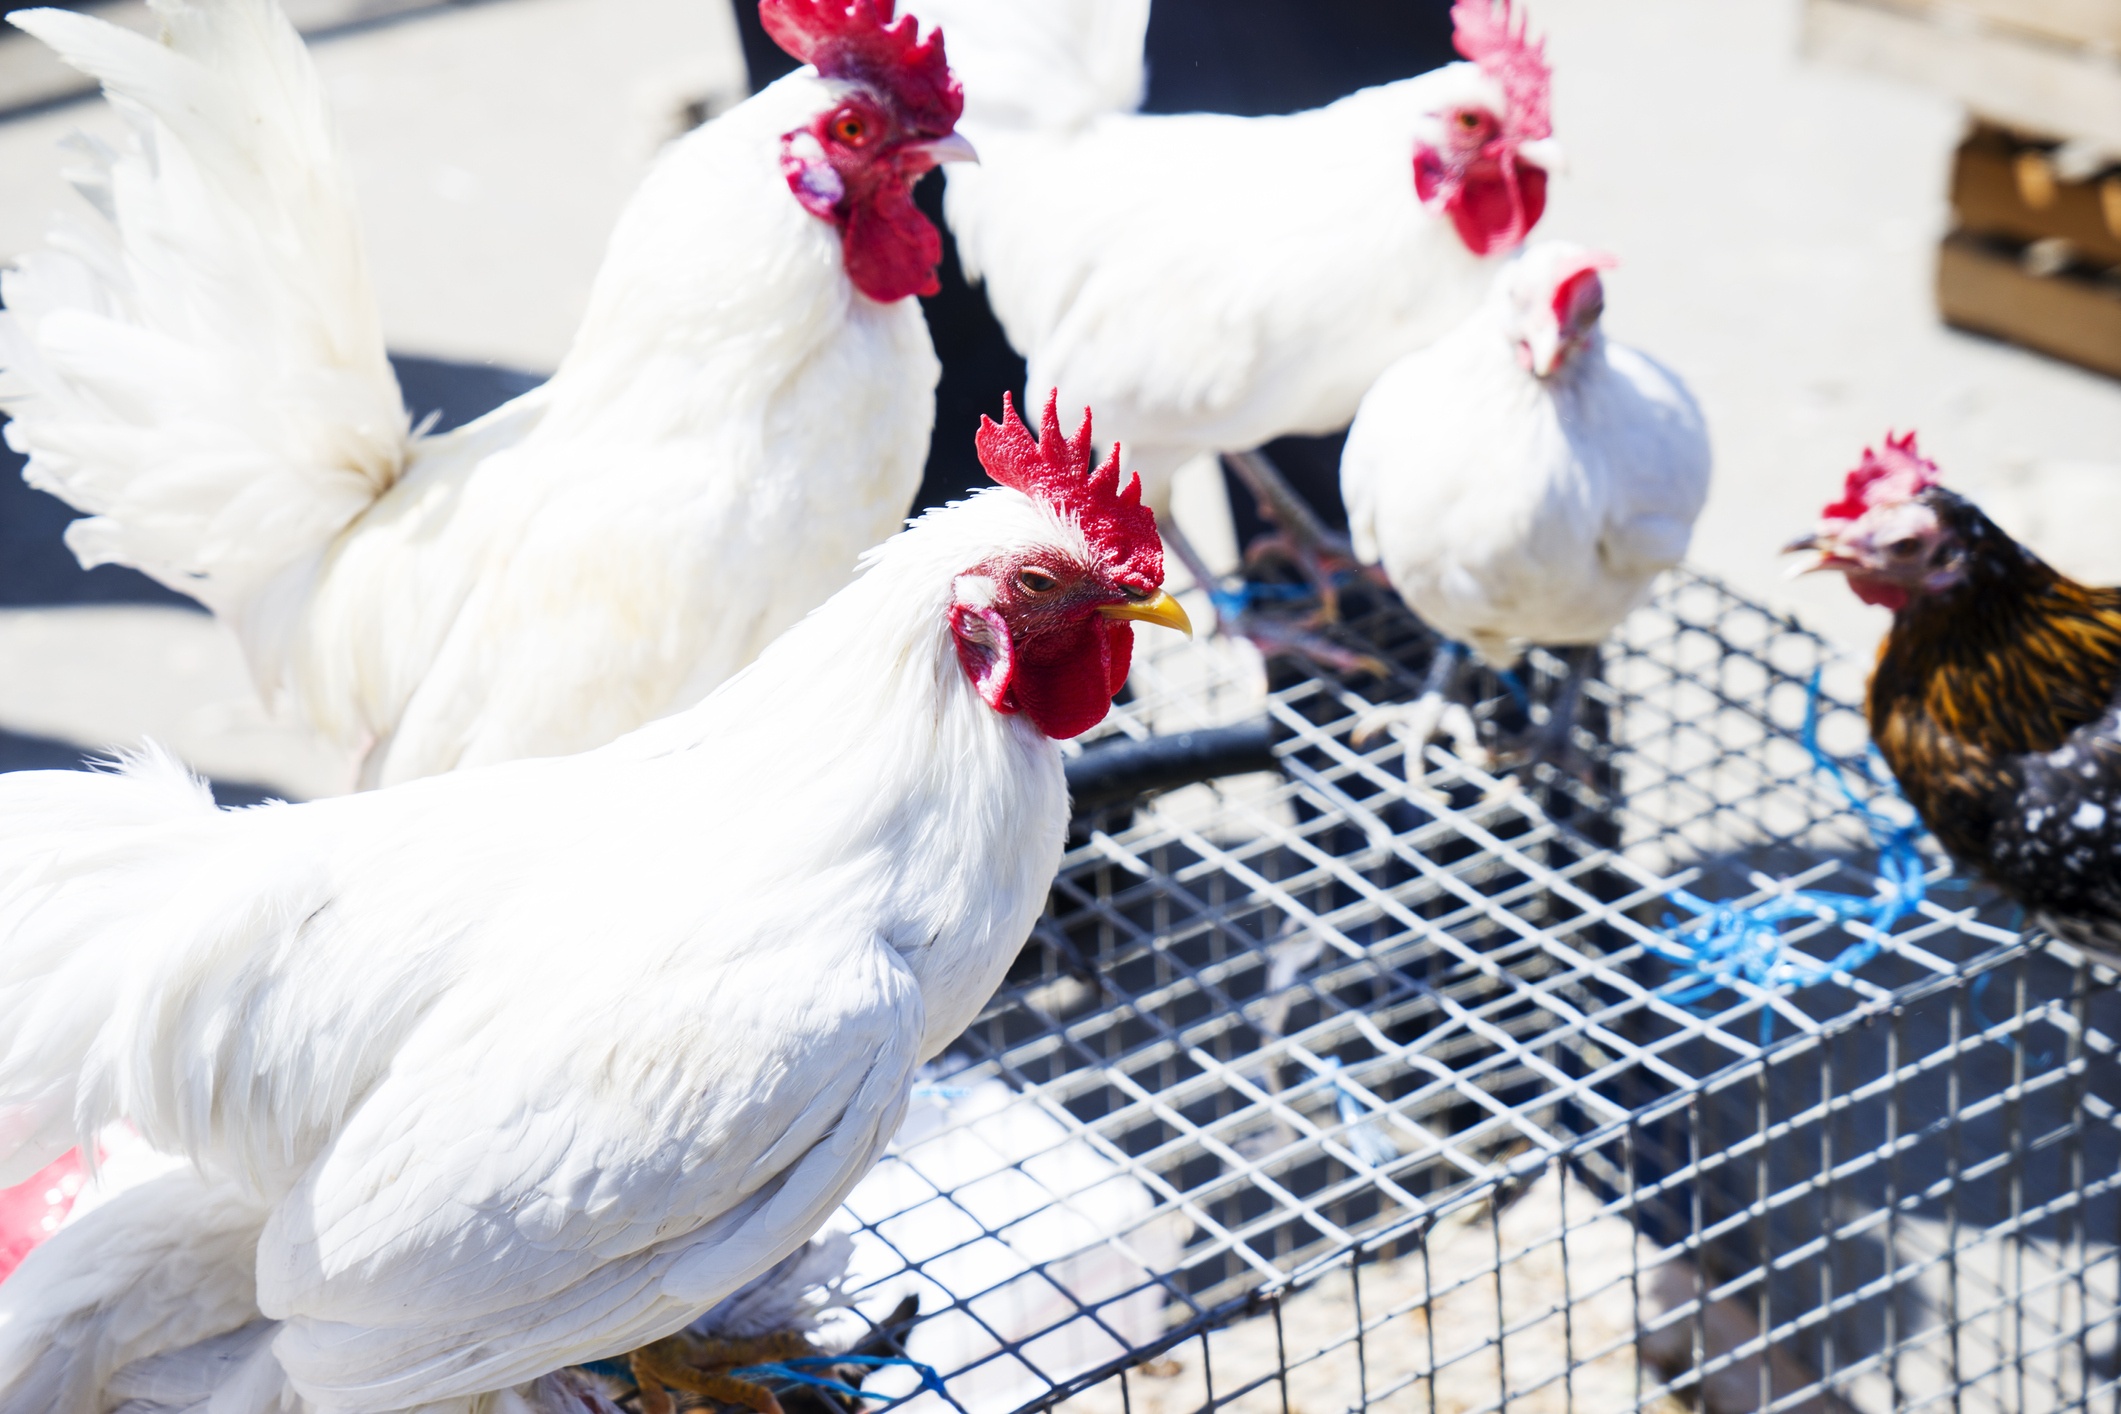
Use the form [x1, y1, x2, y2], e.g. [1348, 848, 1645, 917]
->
[1789, 433, 2121, 971]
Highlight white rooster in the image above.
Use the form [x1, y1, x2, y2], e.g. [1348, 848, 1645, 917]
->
[1341, 242, 1711, 775]
[0, 396, 1191, 1414]
[0, 0, 973, 790]
[900, 0, 1559, 519]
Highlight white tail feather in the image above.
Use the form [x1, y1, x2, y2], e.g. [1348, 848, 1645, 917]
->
[0, 1169, 270, 1414]
[0, 0, 407, 694]
[0, 749, 219, 1187]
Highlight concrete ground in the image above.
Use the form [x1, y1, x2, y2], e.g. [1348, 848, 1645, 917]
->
[1, 0, 2119, 797]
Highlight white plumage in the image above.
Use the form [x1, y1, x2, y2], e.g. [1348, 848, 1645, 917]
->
[901, 0, 1558, 510]
[0, 468, 1186, 1414]
[0, 0, 943, 787]
[1340, 241, 1710, 765]
[1343, 242, 1711, 665]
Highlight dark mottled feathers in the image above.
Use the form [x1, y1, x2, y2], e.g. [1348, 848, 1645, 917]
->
[1868, 490, 2121, 968]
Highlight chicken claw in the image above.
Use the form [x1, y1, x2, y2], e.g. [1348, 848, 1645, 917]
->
[628, 1331, 813, 1414]
[1351, 640, 1485, 791]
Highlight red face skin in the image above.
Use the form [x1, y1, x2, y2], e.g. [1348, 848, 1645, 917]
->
[950, 551, 1160, 740]
[782, 90, 952, 304]
[1519, 266, 1604, 375]
[1414, 106, 1549, 258]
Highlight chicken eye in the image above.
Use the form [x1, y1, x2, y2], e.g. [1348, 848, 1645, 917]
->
[1017, 567, 1060, 593]
[831, 112, 869, 145]
[1457, 110, 1485, 132]
[1889, 537, 1922, 557]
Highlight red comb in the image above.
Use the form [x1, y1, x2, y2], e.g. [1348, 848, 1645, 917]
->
[1822, 432, 1942, 524]
[977, 392, 1163, 587]
[1451, 0, 1552, 142]
[759, 0, 963, 137]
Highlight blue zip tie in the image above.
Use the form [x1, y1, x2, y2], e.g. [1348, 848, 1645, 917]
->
[1493, 665, 1534, 714]
[729, 1356, 950, 1405]
[1654, 670, 1931, 1036]
[587, 1354, 948, 1407]
[1209, 568, 1366, 620]
[1320, 1058, 1398, 1168]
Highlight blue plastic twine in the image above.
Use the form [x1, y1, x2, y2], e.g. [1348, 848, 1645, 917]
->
[729, 1356, 951, 1405]
[1654, 670, 1929, 1034]
[581, 1354, 948, 1407]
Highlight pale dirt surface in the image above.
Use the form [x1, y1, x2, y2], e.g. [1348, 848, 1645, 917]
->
[1052, 1170, 1699, 1414]
[0, 0, 744, 370]
[1530, 0, 2121, 655]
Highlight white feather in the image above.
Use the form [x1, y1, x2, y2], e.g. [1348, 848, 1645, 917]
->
[0, 0, 406, 638]
[902, 0, 1147, 132]
[0, 1, 939, 785]
[897, 0, 1514, 510]
[689, 1234, 858, 1344]
[0, 487, 1085, 1414]
[1341, 242, 1713, 667]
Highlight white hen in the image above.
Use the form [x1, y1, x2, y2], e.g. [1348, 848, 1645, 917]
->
[0, 397, 1190, 1414]
[900, 0, 1558, 515]
[0, 0, 970, 789]
[1341, 242, 1711, 771]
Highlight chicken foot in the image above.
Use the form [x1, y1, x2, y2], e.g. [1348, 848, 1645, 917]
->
[1352, 640, 1487, 794]
[1221, 448, 1371, 623]
[628, 1331, 813, 1414]
[1493, 643, 1600, 782]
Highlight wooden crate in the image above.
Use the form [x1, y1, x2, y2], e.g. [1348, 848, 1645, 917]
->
[1951, 123, 2121, 266]
[1937, 231, 2121, 379]
[1806, 0, 2121, 148]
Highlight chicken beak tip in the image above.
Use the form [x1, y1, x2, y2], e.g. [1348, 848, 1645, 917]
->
[921, 132, 979, 166]
[1100, 590, 1193, 638]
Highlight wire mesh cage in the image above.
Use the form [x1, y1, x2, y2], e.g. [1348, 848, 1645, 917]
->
[821, 569, 2121, 1414]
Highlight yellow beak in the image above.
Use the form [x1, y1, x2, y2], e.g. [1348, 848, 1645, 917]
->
[1098, 590, 1193, 637]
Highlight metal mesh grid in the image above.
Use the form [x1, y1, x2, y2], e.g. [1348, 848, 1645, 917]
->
[826, 570, 2121, 1414]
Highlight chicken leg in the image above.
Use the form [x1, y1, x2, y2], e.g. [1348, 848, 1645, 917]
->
[1221, 448, 1367, 623]
[1495, 642, 1601, 781]
[629, 1331, 814, 1414]
[1163, 448, 1388, 678]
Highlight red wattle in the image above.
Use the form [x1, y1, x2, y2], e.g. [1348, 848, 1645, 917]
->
[0, 1148, 87, 1283]
[1104, 621, 1134, 698]
[1441, 158, 1547, 258]
[1851, 580, 1909, 612]
[969, 615, 1133, 741]
[840, 178, 943, 304]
